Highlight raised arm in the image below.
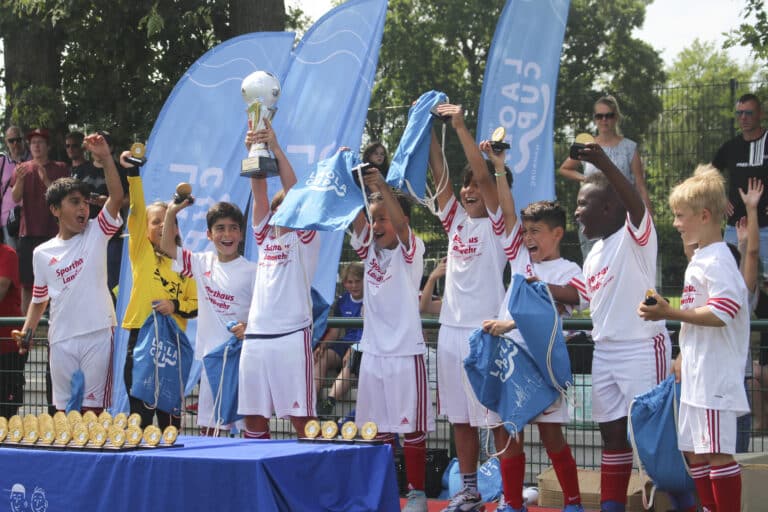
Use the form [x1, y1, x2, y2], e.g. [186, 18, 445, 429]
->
[578, 143, 645, 228]
[419, 258, 446, 315]
[480, 140, 516, 234]
[738, 177, 763, 292]
[246, 129, 270, 227]
[160, 196, 192, 259]
[428, 130, 454, 210]
[85, 133, 124, 220]
[438, 104, 500, 213]
[363, 169, 410, 248]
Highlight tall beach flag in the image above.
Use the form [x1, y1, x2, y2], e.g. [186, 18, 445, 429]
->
[476, 0, 571, 208]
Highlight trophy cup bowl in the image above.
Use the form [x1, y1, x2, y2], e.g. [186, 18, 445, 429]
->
[241, 70, 281, 179]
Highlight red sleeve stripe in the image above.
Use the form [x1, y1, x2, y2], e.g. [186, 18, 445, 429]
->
[254, 218, 271, 245]
[402, 230, 417, 264]
[503, 225, 524, 261]
[180, 248, 193, 278]
[707, 297, 740, 318]
[355, 225, 369, 260]
[440, 199, 459, 234]
[490, 212, 505, 236]
[97, 210, 120, 236]
[627, 212, 652, 246]
[298, 230, 316, 244]
[568, 277, 587, 296]
[33, 285, 48, 298]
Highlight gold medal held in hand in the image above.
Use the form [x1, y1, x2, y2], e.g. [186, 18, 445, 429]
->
[490, 127, 511, 153]
[341, 422, 357, 440]
[570, 133, 596, 160]
[162, 425, 178, 445]
[304, 419, 320, 439]
[321, 420, 338, 440]
[360, 422, 378, 441]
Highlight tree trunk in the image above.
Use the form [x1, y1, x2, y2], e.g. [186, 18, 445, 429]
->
[229, 0, 286, 36]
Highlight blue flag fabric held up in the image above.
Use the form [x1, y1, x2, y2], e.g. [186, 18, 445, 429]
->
[270, 150, 365, 231]
[476, 0, 570, 209]
[507, 273, 573, 390]
[203, 335, 243, 426]
[130, 312, 194, 415]
[464, 329, 559, 435]
[386, 90, 448, 199]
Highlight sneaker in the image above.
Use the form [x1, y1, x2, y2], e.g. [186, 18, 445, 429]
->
[441, 487, 484, 512]
[402, 489, 427, 512]
[563, 505, 584, 512]
[495, 496, 526, 512]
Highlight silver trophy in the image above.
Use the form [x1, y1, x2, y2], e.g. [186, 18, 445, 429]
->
[241, 71, 281, 178]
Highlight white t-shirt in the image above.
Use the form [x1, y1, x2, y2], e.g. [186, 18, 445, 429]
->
[32, 208, 122, 343]
[245, 215, 320, 335]
[438, 196, 508, 327]
[351, 225, 425, 356]
[174, 250, 256, 357]
[582, 210, 665, 342]
[679, 242, 750, 413]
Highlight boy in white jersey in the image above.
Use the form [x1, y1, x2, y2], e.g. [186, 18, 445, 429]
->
[426, 103, 511, 512]
[480, 141, 584, 512]
[573, 144, 671, 512]
[639, 165, 749, 512]
[350, 169, 434, 512]
[238, 120, 320, 439]
[160, 199, 256, 434]
[14, 133, 123, 414]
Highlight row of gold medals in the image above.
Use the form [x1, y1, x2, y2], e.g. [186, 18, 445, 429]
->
[0, 411, 177, 449]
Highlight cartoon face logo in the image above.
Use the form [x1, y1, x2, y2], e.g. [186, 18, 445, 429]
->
[31, 487, 48, 512]
[9, 483, 27, 512]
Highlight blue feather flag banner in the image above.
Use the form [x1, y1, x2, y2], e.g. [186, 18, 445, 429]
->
[270, 150, 365, 231]
[507, 274, 572, 390]
[386, 90, 448, 199]
[464, 329, 559, 435]
[476, 0, 570, 208]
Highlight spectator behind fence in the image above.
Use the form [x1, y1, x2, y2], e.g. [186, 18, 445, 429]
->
[2, 125, 30, 249]
[11, 128, 70, 314]
[0, 226, 24, 418]
[559, 95, 653, 259]
[362, 141, 389, 175]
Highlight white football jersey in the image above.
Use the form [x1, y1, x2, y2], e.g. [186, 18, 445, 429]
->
[351, 225, 425, 356]
[246, 215, 320, 335]
[174, 250, 256, 357]
[438, 196, 508, 327]
[679, 242, 750, 413]
[582, 210, 665, 342]
[32, 209, 122, 343]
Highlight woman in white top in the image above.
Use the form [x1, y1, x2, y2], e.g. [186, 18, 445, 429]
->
[559, 95, 653, 257]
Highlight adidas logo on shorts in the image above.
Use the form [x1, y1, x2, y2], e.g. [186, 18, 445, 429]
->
[400, 417, 410, 425]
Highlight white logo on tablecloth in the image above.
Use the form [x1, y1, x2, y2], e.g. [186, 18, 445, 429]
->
[9, 483, 48, 512]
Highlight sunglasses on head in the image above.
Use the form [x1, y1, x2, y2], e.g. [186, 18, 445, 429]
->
[6, 137, 22, 144]
[593, 112, 616, 120]
[735, 110, 755, 117]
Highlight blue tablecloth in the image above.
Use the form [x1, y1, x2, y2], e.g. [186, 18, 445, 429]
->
[0, 436, 400, 511]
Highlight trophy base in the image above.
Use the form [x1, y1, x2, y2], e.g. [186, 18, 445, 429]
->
[241, 156, 279, 179]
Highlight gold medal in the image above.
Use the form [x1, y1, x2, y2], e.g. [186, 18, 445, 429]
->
[126, 426, 143, 447]
[56, 429, 72, 446]
[143, 425, 161, 446]
[360, 422, 378, 441]
[321, 420, 338, 440]
[37, 414, 55, 445]
[0, 417, 7, 442]
[67, 410, 82, 426]
[574, 132, 595, 145]
[340, 422, 358, 440]
[108, 426, 126, 448]
[82, 410, 98, 429]
[99, 411, 113, 429]
[303, 419, 320, 439]
[127, 413, 142, 428]
[114, 412, 128, 429]
[72, 423, 89, 447]
[130, 142, 146, 159]
[53, 411, 67, 424]
[491, 126, 506, 142]
[23, 414, 38, 443]
[89, 425, 107, 447]
[8, 415, 23, 443]
[162, 425, 178, 445]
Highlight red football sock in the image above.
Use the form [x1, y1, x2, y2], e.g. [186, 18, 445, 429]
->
[500, 453, 526, 509]
[600, 449, 633, 505]
[711, 462, 741, 512]
[689, 463, 716, 511]
[548, 445, 581, 505]
[243, 429, 270, 439]
[403, 432, 426, 491]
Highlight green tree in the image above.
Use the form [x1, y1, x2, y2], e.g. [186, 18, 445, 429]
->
[725, 0, 768, 62]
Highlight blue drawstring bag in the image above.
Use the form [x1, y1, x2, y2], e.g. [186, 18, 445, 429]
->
[444, 456, 503, 501]
[464, 329, 559, 435]
[507, 273, 573, 392]
[66, 369, 85, 413]
[628, 374, 695, 509]
[311, 287, 330, 347]
[203, 333, 243, 426]
[130, 311, 194, 415]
